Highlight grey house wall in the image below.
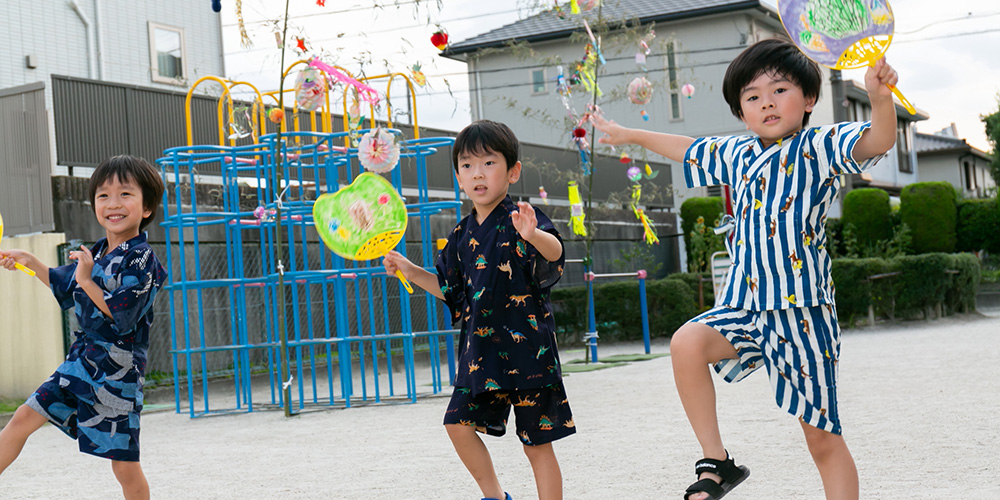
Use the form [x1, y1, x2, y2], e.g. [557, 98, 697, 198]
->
[462, 11, 827, 208]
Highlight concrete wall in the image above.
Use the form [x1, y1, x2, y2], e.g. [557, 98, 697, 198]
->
[0, 232, 66, 399]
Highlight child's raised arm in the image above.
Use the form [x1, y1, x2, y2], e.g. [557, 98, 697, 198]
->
[0, 249, 51, 286]
[852, 58, 899, 162]
[590, 113, 695, 163]
[383, 250, 444, 300]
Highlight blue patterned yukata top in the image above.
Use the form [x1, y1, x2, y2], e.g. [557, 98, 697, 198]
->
[28, 233, 166, 461]
[436, 196, 566, 396]
[683, 122, 883, 311]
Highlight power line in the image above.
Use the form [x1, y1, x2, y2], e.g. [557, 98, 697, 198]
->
[895, 11, 1000, 35]
[895, 27, 1000, 44]
[222, 7, 526, 56]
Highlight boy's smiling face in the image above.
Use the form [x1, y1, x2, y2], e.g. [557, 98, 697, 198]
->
[739, 71, 816, 147]
[455, 149, 521, 220]
[94, 176, 151, 247]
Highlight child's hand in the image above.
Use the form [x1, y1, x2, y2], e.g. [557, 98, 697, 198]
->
[383, 250, 415, 278]
[70, 245, 95, 284]
[510, 201, 538, 241]
[0, 249, 31, 271]
[589, 112, 631, 146]
[864, 58, 898, 102]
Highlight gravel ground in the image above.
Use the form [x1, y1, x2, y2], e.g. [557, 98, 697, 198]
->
[1, 311, 997, 499]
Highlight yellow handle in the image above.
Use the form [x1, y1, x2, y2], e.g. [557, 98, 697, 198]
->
[887, 83, 916, 115]
[395, 270, 414, 294]
[14, 262, 35, 276]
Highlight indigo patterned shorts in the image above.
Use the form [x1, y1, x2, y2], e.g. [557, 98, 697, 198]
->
[444, 383, 575, 445]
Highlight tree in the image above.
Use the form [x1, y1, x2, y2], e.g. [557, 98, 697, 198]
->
[981, 94, 1000, 185]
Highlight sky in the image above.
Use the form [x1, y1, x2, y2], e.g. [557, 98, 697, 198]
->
[219, 0, 1000, 152]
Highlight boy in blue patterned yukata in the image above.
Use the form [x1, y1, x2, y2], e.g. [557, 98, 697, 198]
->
[0, 155, 166, 500]
[384, 120, 573, 500]
[591, 38, 899, 500]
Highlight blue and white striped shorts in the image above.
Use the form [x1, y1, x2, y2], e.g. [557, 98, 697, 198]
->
[689, 304, 843, 434]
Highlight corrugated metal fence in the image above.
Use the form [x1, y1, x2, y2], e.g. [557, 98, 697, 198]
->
[0, 82, 53, 235]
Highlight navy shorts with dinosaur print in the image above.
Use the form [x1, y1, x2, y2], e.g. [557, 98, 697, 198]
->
[444, 383, 575, 445]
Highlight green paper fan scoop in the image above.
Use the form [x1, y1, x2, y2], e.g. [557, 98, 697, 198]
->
[313, 172, 413, 293]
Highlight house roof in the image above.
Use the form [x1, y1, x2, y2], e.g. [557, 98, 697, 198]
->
[442, 0, 767, 58]
[915, 132, 993, 160]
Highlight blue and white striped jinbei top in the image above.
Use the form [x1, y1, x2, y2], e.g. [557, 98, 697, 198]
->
[684, 121, 883, 311]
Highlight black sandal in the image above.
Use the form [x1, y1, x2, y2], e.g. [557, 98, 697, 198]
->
[683, 452, 750, 500]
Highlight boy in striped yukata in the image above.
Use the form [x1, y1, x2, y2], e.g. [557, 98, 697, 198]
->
[591, 38, 899, 500]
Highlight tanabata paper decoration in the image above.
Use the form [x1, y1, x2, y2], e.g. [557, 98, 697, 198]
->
[0, 211, 35, 276]
[268, 108, 285, 124]
[313, 173, 413, 293]
[681, 83, 695, 99]
[296, 37, 307, 52]
[582, 19, 606, 65]
[777, 0, 914, 114]
[316, 0, 325, 5]
[574, 45, 601, 97]
[254, 205, 276, 222]
[627, 77, 654, 105]
[619, 152, 631, 164]
[309, 58, 380, 106]
[410, 63, 427, 87]
[539, 186, 549, 205]
[627, 166, 642, 182]
[294, 66, 327, 112]
[640, 110, 649, 121]
[630, 185, 659, 245]
[567, 181, 587, 237]
[552, 1, 567, 19]
[357, 128, 401, 174]
[430, 30, 449, 50]
[211, 0, 221, 13]
[571, 0, 599, 14]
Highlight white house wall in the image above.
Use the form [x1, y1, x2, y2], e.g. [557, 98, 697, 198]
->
[2, 1, 224, 99]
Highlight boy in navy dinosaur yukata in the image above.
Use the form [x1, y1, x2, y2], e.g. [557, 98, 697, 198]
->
[592, 38, 900, 500]
[384, 120, 573, 500]
[0, 155, 166, 500]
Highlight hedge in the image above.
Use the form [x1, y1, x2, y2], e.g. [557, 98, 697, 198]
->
[551, 278, 698, 344]
[831, 253, 980, 326]
[680, 197, 725, 268]
[900, 181, 957, 254]
[956, 199, 1000, 253]
[550, 253, 980, 340]
[842, 188, 892, 248]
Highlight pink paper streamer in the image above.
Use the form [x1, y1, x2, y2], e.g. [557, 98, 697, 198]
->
[308, 59, 381, 105]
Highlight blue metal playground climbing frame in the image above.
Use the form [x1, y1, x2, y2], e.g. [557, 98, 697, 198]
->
[159, 130, 462, 417]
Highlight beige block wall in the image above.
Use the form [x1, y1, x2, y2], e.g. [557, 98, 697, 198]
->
[0, 232, 66, 399]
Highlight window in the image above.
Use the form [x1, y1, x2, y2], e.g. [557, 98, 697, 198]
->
[896, 121, 912, 173]
[149, 23, 187, 85]
[530, 69, 546, 94]
[666, 41, 682, 120]
[965, 162, 976, 191]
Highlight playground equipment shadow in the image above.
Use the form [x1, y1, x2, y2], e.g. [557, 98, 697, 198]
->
[142, 338, 673, 417]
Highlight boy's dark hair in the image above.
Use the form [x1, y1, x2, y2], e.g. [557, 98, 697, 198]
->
[452, 120, 519, 172]
[722, 38, 823, 127]
[88, 155, 165, 231]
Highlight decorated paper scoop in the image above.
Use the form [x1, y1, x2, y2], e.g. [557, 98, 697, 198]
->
[778, 0, 915, 115]
[0, 211, 36, 276]
[313, 173, 413, 293]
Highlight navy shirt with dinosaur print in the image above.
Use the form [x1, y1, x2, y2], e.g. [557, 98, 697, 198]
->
[436, 196, 565, 396]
